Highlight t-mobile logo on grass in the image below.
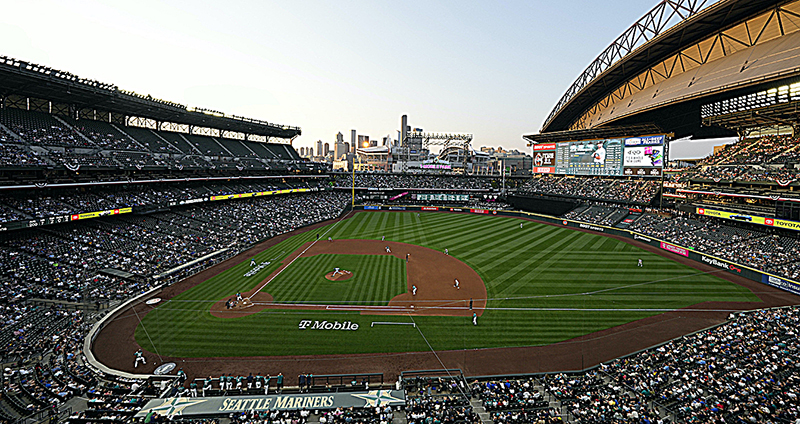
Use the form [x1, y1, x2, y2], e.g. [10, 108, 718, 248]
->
[298, 320, 359, 331]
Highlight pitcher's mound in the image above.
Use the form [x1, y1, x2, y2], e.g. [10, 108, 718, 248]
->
[325, 270, 353, 281]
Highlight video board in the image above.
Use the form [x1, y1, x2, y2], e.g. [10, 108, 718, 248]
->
[534, 134, 665, 178]
[622, 135, 664, 177]
[413, 193, 469, 202]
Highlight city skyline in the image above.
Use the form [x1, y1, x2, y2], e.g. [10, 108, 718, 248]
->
[0, 0, 662, 153]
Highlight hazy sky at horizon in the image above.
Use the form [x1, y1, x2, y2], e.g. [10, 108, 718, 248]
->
[1, 0, 665, 152]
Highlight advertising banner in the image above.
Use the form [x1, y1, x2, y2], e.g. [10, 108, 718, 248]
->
[533, 144, 556, 174]
[136, 390, 405, 417]
[660, 241, 689, 257]
[623, 167, 662, 177]
[71, 207, 132, 221]
[761, 274, 800, 296]
[623, 145, 664, 167]
[696, 207, 800, 232]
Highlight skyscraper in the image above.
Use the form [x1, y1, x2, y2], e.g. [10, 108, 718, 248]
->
[316, 140, 323, 157]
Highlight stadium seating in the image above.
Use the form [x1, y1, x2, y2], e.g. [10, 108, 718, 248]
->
[519, 176, 659, 204]
[0, 107, 308, 175]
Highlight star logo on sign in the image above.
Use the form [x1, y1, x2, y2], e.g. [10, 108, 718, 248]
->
[140, 397, 207, 417]
[352, 390, 404, 407]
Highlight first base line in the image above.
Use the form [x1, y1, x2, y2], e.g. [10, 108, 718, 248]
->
[371, 321, 416, 328]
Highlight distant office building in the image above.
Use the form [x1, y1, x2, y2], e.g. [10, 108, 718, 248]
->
[324, 142, 330, 156]
[351, 130, 357, 153]
[316, 141, 323, 158]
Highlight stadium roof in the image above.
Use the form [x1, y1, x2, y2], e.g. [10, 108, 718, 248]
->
[542, 0, 792, 133]
[524, 123, 664, 144]
[0, 56, 301, 139]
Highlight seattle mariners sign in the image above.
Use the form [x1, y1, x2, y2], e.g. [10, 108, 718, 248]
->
[135, 390, 405, 417]
[298, 320, 359, 330]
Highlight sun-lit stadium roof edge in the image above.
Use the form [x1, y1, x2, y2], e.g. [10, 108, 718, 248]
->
[524, 123, 666, 144]
[0, 56, 301, 140]
[541, 0, 791, 133]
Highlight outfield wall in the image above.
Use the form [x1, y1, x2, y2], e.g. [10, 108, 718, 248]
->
[356, 205, 800, 297]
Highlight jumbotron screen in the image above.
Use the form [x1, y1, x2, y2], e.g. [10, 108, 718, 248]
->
[533, 134, 664, 177]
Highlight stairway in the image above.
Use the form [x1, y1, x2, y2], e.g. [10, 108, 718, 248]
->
[470, 398, 492, 424]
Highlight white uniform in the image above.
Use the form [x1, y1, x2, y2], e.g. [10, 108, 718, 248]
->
[638, 259, 643, 267]
[454, 279, 460, 289]
[134, 350, 146, 367]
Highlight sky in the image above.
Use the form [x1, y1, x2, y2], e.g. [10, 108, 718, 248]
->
[1, 0, 685, 153]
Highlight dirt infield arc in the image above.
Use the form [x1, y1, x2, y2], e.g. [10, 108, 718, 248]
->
[91, 212, 800, 382]
[209, 239, 488, 318]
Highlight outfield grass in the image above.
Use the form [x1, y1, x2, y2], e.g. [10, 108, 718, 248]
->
[136, 211, 760, 357]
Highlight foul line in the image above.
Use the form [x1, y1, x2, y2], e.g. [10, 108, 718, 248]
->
[406, 313, 471, 402]
[251, 215, 346, 295]
[132, 305, 163, 364]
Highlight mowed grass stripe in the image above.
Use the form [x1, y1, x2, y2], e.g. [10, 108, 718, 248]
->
[266, 254, 405, 304]
[136, 211, 761, 357]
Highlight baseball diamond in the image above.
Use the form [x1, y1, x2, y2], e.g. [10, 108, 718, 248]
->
[90, 210, 783, 379]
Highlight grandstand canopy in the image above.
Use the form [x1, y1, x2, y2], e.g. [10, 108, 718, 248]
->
[524, 123, 664, 144]
[542, 0, 796, 133]
[0, 56, 300, 139]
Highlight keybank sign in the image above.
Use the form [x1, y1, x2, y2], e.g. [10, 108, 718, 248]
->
[299, 320, 359, 331]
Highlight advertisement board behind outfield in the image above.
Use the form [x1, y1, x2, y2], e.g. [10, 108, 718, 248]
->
[660, 241, 688, 257]
[761, 274, 800, 295]
[579, 223, 604, 232]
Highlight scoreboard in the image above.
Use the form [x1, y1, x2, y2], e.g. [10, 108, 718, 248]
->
[534, 134, 665, 177]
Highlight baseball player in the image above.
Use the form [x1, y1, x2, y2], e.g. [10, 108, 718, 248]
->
[454, 279, 460, 289]
[638, 258, 643, 267]
[473, 312, 477, 326]
[520, 223, 523, 229]
[381, 236, 385, 241]
[406, 253, 410, 263]
[203, 376, 212, 395]
[444, 248, 448, 255]
[250, 258, 256, 267]
[134, 349, 146, 368]
[412, 285, 417, 296]
[190, 381, 198, 397]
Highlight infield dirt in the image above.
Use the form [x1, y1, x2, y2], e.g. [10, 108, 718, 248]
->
[92, 212, 800, 382]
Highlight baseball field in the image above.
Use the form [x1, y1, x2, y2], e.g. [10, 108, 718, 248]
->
[133, 211, 760, 360]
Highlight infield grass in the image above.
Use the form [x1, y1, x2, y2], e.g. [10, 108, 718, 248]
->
[136, 211, 760, 357]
